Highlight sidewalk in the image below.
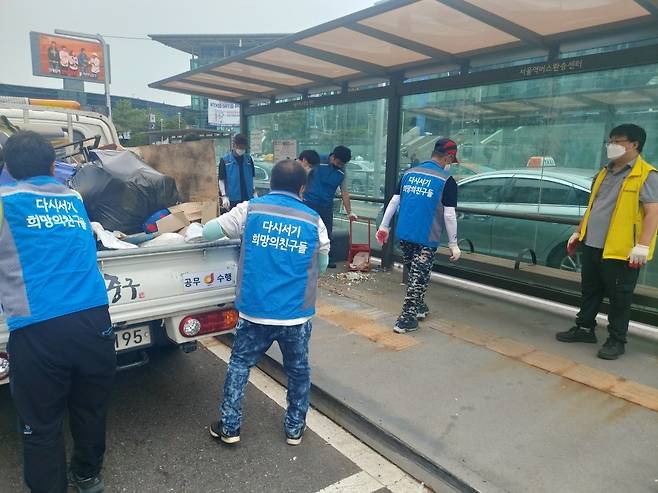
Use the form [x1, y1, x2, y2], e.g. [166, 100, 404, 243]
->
[264, 266, 658, 493]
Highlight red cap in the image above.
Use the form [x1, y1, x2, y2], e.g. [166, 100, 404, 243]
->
[434, 138, 459, 163]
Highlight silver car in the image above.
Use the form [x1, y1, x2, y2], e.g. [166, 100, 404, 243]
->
[457, 168, 593, 271]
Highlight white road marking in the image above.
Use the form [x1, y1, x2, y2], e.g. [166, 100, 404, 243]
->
[202, 339, 432, 493]
[314, 471, 382, 493]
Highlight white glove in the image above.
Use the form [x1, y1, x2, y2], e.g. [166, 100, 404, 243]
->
[375, 226, 389, 245]
[349, 212, 358, 221]
[448, 243, 461, 262]
[220, 196, 230, 210]
[629, 244, 650, 267]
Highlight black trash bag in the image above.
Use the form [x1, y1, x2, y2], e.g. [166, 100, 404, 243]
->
[70, 149, 179, 234]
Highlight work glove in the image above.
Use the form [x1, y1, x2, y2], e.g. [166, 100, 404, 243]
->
[375, 226, 389, 245]
[220, 196, 230, 210]
[566, 231, 581, 256]
[628, 244, 650, 268]
[448, 243, 461, 262]
[348, 212, 358, 221]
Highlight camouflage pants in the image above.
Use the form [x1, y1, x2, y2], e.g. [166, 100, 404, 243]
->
[399, 240, 435, 322]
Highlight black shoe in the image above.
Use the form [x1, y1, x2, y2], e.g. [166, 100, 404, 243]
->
[69, 472, 104, 493]
[394, 318, 419, 334]
[209, 420, 240, 444]
[556, 326, 597, 343]
[286, 426, 305, 446]
[416, 303, 430, 320]
[327, 262, 337, 269]
[597, 338, 625, 360]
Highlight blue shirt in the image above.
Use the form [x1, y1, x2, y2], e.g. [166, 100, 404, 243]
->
[303, 163, 345, 207]
[236, 192, 321, 322]
[396, 161, 453, 248]
[219, 152, 255, 203]
[0, 176, 107, 330]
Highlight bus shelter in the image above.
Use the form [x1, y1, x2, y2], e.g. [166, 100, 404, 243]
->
[151, 0, 658, 325]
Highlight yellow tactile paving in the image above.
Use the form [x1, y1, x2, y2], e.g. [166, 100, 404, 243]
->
[316, 300, 418, 351]
[561, 364, 620, 392]
[610, 380, 658, 410]
[316, 292, 658, 413]
[521, 351, 578, 374]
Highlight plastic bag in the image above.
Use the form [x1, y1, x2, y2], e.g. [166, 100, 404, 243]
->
[70, 149, 179, 234]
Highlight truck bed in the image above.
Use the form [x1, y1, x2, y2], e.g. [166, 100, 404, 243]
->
[0, 239, 240, 368]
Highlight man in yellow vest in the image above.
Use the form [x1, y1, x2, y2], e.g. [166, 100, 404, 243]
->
[556, 124, 658, 359]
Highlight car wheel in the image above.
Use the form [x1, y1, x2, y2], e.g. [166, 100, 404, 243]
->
[548, 244, 582, 272]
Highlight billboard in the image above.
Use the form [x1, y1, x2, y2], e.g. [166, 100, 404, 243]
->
[208, 100, 240, 127]
[30, 32, 106, 83]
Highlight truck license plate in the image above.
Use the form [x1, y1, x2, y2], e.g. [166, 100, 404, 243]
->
[114, 326, 151, 351]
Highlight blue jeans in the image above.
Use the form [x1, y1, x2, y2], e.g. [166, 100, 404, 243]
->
[220, 318, 312, 436]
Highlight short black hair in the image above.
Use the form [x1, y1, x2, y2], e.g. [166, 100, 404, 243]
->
[332, 145, 351, 164]
[610, 124, 646, 152]
[3, 131, 55, 180]
[233, 133, 248, 146]
[270, 159, 307, 195]
[298, 149, 320, 166]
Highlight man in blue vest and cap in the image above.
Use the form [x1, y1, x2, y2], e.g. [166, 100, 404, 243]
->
[376, 138, 461, 333]
[203, 159, 330, 446]
[0, 131, 115, 493]
[219, 133, 256, 210]
[304, 145, 357, 268]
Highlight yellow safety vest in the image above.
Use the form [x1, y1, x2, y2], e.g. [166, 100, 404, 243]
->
[580, 155, 657, 260]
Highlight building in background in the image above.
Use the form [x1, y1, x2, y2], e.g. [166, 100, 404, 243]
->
[149, 34, 287, 129]
[0, 83, 187, 117]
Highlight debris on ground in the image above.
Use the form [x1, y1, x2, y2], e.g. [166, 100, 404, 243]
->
[326, 271, 374, 287]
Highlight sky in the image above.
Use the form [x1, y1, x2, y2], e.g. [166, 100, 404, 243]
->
[1, 0, 376, 107]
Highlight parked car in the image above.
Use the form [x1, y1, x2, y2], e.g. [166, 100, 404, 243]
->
[254, 161, 274, 197]
[450, 162, 495, 181]
[346, 158, 375, 194]
[457, 168, 594, 271]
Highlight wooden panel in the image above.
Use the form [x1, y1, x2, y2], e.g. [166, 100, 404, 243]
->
[133, 140, 218, 204]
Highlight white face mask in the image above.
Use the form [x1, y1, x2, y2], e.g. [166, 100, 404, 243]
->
[234, 148, 246, 157]
[606, 143, 626, 160]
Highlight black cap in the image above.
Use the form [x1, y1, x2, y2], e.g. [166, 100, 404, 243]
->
[332, 145, 351, 164]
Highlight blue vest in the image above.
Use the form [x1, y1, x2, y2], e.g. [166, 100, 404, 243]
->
[237, 192, 320, 321]
[303, 163, 344, 207]
[0, 176, 108, 330]
[223, 152, 254, 202]
[396, 161, 450, 248]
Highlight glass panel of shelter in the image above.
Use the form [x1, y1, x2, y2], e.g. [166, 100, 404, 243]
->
[248, 99, 389, 248]
[400, 63, 658, 289]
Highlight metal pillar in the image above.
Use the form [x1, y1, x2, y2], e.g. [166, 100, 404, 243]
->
[55, 29, 112, 118]
[381, 74, 403, 268]
[239, 102, 249, 139]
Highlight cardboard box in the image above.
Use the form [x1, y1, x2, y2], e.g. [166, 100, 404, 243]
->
[169, 201, 218, 224]
[201, 201, 218, 225]
[155, 211, 189, 234]
[169, 202, 204, 222]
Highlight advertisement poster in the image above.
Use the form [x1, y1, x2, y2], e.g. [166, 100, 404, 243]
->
[208, 100, 240, 127]
[273, 139, 297, 162]
[30, 32, 105, 83]
[250, 130, 263, 154]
